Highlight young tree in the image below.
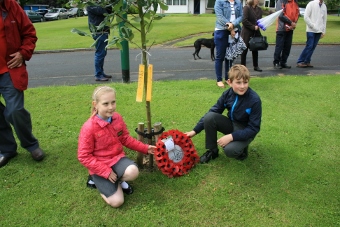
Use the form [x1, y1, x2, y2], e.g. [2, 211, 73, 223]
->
[72, 0, 168, 167]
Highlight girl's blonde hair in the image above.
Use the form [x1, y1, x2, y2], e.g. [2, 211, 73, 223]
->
[228, 64, 250, 82]
[91, 86, 116, 115]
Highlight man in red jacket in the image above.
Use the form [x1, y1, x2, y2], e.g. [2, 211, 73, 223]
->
[0, 0, 45, 168]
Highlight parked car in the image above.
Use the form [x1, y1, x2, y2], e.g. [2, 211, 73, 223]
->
[44, 8, 69, 21]
[68, 7, 84, 17]
[299, 8, 305, 17]
[35, 9, 49, 17]
[24, 10, 44, 23]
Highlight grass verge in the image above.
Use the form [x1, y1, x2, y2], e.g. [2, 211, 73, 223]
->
[0, 76, 339, 226]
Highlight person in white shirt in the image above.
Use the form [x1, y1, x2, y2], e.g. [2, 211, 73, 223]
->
[296, 0, 327, 68]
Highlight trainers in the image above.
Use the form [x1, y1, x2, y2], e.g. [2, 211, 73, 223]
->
[87, 175, 96, 189]
[281, 64, 291, 69]
[274, 63, 282, 69]
[236, 146, 248, 161]
[297, 63, 307, 68]
[306, 63, 313, 68]
[200, 149, 219, 164]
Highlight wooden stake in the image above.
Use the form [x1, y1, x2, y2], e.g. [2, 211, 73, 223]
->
[136, 122, 144, 167]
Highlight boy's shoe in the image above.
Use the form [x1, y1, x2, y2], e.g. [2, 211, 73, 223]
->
[236, 146, 249, 161]
[87, 175, 96, 189]
[121, 181, 134, 195]
[306, 63, 313, 68]
[200, 149, 219, 164]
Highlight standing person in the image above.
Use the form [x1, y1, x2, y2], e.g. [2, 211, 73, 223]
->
[87, 4, 112, 81]
[240, 0, 263, 72]
[78, 86, 156, 208]
[185, 65, 262, 163]
[296, 0, 327, 68]
[0, 0, 45, 168]
[273, 0, 299, 69]
[214, 0, 243, 88]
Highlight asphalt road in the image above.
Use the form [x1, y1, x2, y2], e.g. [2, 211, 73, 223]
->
[26, 44, 340, 88]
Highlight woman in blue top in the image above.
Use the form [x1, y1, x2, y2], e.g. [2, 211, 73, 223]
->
[214, 0, 243, 88]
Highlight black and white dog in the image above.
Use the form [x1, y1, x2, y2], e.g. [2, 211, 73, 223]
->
[193, 33, 215, 61]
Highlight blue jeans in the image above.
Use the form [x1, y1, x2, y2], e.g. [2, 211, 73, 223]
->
[93, 33, 108, 78]
[214, 30, 233, 82]
[273, 30, 293, 65]
[297, 32, 322, 64]
[0, 72, 39, 156]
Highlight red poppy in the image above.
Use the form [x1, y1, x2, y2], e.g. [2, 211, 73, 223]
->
[154, 129, 199, 178]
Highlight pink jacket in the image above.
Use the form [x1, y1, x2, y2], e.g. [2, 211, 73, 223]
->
[1, 0, 37, 91]
[78, 112, 148, 178]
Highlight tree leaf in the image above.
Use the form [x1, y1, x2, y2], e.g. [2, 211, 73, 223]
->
[71, 28, 90, 37]
[159, 2, 169, 10]
[132, 17, 142, 23]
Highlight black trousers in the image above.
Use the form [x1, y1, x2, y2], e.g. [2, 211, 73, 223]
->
[241, 48, 259, 67]
[273, 30, 294, 65]
[203, 112, 253, 158]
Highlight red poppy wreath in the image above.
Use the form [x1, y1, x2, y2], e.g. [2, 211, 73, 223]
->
[154, 129, 199, 178]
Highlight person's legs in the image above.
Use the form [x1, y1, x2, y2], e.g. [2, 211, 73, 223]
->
[100, 188, 124, 208]
[304, 32, 321, 64]
[120, 165, 139, 182]
[280, 30, 293, 66]
[252, 50, 259, 67]
[223, 122, 253, 159]
[92, 157, 137, 208]
[224, 58, 233, 80]
[223, 139, 252, 159]
[0, 101, 18, 155]
[297, 32, 315, 64]
[214, 30, 228, 83]
[240, 48, 248, 66]
[200, 112, 233, 163]
[0, 72, 39, 153]
[204, 112, 233, 150]
[92, 174, 121, 207]
[273, 31, 285, 65]
[93, 33, 108, 79]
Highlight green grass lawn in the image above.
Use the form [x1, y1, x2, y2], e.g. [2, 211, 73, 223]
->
[33, 14, 340, 51]
[0, 76, 339, 226]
